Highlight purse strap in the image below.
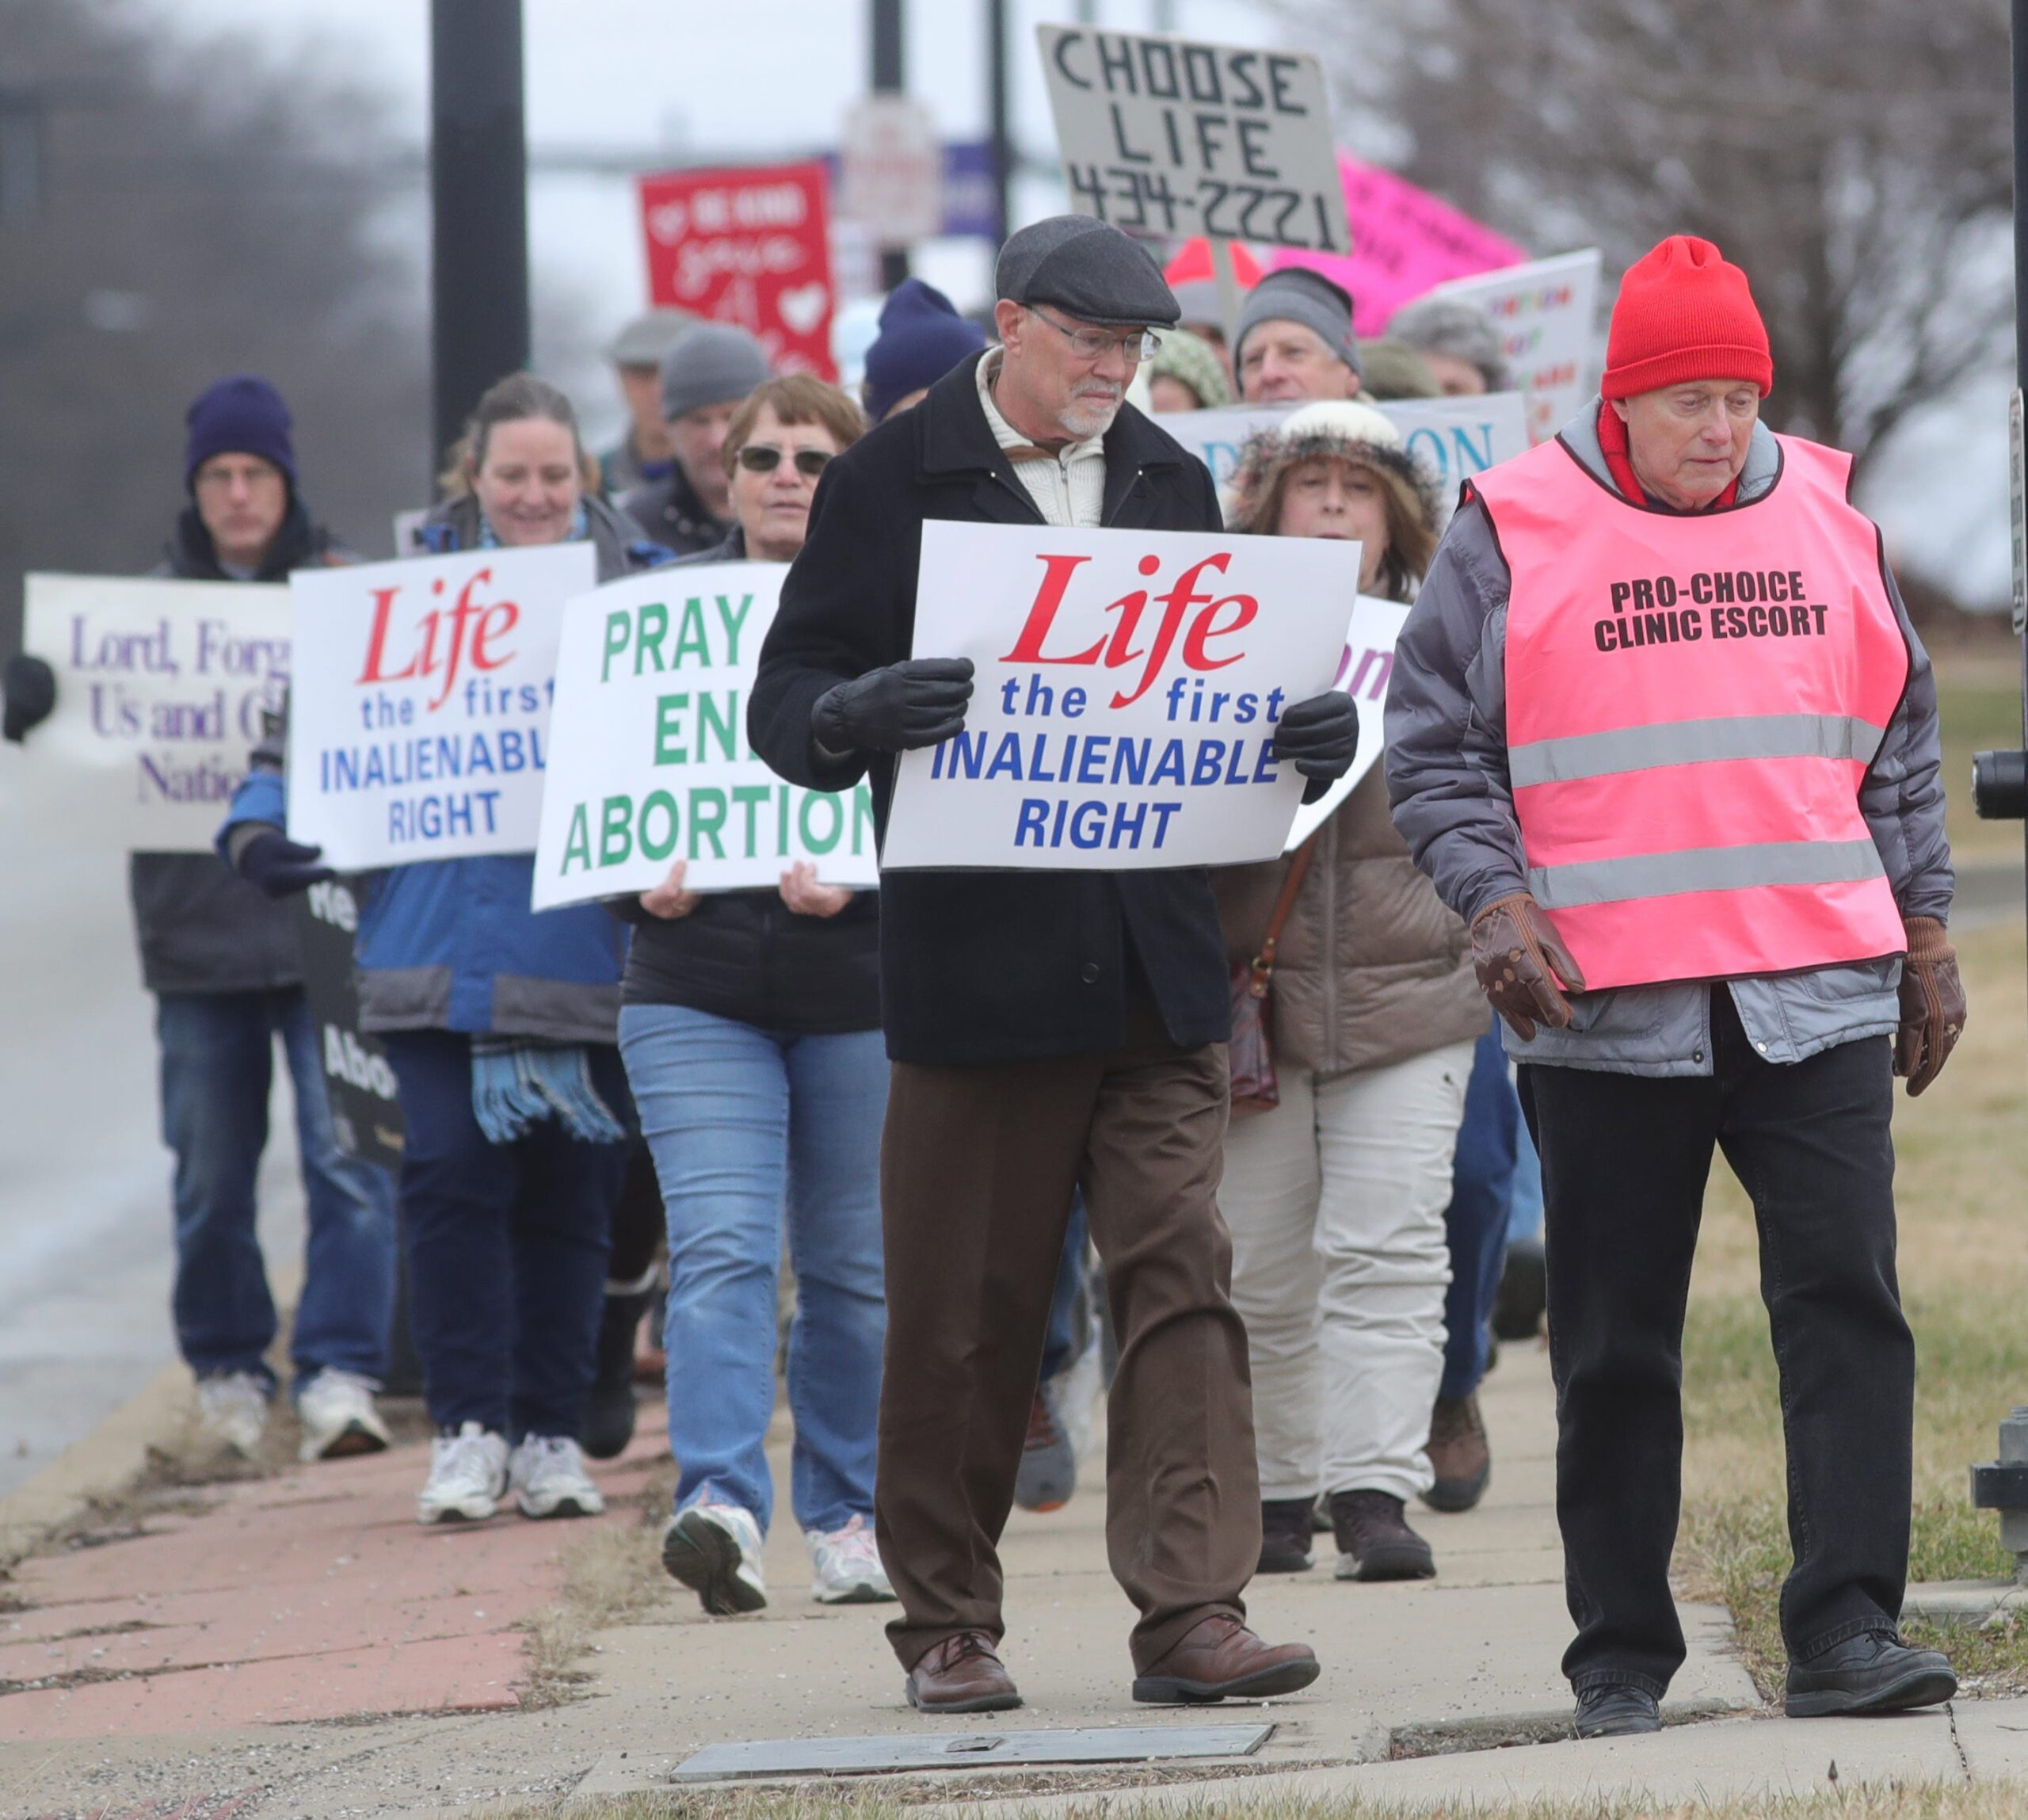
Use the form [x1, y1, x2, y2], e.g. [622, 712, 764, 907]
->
[1245, 835, 1319, 999]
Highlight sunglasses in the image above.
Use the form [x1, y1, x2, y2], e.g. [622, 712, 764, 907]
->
[737, 444, 832, 478]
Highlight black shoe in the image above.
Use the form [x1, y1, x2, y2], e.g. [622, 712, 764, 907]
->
[1785, 1630, 1957, 1717]
[1329, 1490, 1435, 1582]
[582, 1290, 650, 1460]
[1257, 1498, 1314, 1574]
[1492, 1236, 1546, 1341]
[1575, 1685, 1662, 1738]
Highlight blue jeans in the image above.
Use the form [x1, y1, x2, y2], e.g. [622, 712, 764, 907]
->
[382, 1029, 630, 1440]
[1439, 1019, 1521, 1400]
[1508, 1109, 1545, 1242]
[619, 1004, 886, 1537]
[157, 988, 397, 1388]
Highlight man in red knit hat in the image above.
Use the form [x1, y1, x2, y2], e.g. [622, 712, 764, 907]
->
[1384, 235, 1965, 1736]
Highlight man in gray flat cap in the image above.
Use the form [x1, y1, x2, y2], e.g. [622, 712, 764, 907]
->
[753, 215, 1351, 1715]
[1236, 267, 1364, 404]
[597, 308, 693, 498]
[620, 321, 771, 555]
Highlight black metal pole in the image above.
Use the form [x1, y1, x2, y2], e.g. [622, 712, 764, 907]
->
[871, 0, 910, 290]
[2015, 0, 2028, 957]
[986, 0, 1011, 254]
[429, 0, 530, 471]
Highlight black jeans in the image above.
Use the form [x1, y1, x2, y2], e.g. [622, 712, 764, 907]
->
[1519, 990, 1912, 1699]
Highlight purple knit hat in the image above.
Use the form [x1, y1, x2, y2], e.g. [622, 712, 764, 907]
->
[184, 376, 298, 494]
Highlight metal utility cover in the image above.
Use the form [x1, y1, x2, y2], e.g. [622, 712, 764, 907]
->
[670, 1722, 1273, 1783]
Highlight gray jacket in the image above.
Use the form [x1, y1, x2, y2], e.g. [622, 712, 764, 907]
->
[1384, 402, 1953, 1076]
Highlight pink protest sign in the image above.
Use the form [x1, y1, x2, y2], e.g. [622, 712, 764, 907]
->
[1268, 153, 1524, 335]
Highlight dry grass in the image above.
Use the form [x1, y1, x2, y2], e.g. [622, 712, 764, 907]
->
[1674, 919, 2028, 1696]
[520, 1486, 680, 1706]
[1934, 654, 2023, 865]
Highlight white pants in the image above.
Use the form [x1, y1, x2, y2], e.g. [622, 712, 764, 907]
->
[1221, 1042, 1475, 1503]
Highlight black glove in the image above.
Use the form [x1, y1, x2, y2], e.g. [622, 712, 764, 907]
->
[4, 654, 56, 743]
[237, 831, 334, 899]
[1272, 691, 1359, 780]
[813, 658, 974, 755]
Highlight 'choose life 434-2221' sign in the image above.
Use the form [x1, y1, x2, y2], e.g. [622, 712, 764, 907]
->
[882, 521, 1359, 871]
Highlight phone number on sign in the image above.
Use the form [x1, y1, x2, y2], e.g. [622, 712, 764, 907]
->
[1065, 163, 1343, 250]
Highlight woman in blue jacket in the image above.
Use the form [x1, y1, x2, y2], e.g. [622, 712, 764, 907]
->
[226, 373, 665, 1524]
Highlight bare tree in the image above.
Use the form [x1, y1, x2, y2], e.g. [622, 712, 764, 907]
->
[1286, 0, 2012, 472]
[0, 0, 432, 644]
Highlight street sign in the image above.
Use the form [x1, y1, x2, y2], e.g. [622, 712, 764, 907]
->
[638, 161, 837, 379]
[2011, 387, 2025, 635]
[1035, 25, 1348, 254]
[837, 94, 943, 249]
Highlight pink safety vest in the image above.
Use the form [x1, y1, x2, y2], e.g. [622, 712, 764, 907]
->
[1470, 433, 1910, 992]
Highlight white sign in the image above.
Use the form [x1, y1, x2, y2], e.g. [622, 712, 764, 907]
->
[17, 574, 289, 853]
[286, 543, 597, 869]
[884, 521, 1359, 871]
[1283, 593, 1412, 849]
[1430, 250, 1603, 445]
[1161, 393, 1531, 501]
[532, 563, 879, 910]
[838, 95, 943, 249]
[1036, 25, 1348, 255]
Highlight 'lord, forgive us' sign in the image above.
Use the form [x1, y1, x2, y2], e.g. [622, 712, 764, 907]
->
[882, 522, 1359, 871]
[286, 543, 596, 869]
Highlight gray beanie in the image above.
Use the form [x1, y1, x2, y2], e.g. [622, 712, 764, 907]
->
[995, 215, 1180, 329]
[660, 322, 770, 422]
[1233, 268, 1361, 377]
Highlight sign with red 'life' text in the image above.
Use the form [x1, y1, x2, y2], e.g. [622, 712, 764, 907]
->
[883, 522, 1359, 870]
[639, 162, 837, 379]
[285, 543, 597, 870]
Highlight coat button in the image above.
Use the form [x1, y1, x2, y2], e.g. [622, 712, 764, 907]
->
[1081, 962, 1101, 983]
[1693, 1049, 1705, 1063]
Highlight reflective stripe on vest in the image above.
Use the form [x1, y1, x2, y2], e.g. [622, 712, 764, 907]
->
[1474, 433, 1910, 992]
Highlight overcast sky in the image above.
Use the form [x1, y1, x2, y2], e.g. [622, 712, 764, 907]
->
[139, 0, 2012, 604]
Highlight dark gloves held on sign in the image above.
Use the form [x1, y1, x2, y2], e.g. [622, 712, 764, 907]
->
[814, 658, 974, 755]
[238, 832, 335, 899]
[1471, 892, 1588, 1043]
[1271, 690, 1360, 804]
[3, 654, 55, 743]
[1896, 915, 1965, 1096]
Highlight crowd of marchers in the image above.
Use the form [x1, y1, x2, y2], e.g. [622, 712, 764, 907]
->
[0, 216, 1968, 1734]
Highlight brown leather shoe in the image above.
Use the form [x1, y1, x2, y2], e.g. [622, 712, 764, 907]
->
[1131, 1612, 1320, 1704]
[1423, 1391, 1491, 1513]
[905, 1631, 1023, 1713]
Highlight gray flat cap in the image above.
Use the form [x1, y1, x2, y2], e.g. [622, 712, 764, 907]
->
[1234, 268, 1361, 376]
[995, 216, 1180, 329]
[660, 322, 771, 422]
[607, 308, 694, 368]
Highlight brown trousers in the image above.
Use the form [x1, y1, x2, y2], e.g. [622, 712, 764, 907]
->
[875, 996, 1262, 1674]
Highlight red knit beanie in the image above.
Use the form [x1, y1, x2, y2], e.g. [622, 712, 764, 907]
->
[1602, 235, 1772, 400]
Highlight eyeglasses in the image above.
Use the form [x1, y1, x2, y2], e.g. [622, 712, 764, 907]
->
[1030, 307, 1161, 365]
[736, 444, 832, 478]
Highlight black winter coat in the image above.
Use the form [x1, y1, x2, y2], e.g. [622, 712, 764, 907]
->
[621, 529, 881, 1034]
[132, 499, 345, 995]
[619, 462, 730, 558]
[748, 351, 1232, 1066]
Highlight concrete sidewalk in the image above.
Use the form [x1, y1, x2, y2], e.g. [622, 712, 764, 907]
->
[0, 1337, 1782, 1816]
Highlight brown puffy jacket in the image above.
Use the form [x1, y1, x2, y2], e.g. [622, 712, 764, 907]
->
[1213, 771, 1486, 1077]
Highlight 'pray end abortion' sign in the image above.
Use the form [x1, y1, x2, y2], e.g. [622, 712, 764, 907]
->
[532, 563, 878, 910]
[883, 522, 1358, 871]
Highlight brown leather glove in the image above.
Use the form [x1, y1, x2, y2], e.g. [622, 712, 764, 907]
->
[1471, 892, 1587, 1042]
[1897, 915, 1965, 1096]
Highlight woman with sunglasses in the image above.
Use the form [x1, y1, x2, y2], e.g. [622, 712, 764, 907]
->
[616, 374, 891, 1615]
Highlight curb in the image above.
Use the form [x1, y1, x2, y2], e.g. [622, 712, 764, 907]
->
[0, 1358, 190, 1568]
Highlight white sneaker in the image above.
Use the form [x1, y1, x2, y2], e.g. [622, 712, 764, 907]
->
[417, 1421, 509, 1524]
[295, 1368, 391, 1463]
[508, 1435, 605, 1519]
[196, 1372, 269, 1458]
[808, 1513, 895, 1604]
[661, 1502, 767, 1614]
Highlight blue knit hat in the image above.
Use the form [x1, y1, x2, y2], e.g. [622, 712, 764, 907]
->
[184, 376, 297, 494]
[863, 279, 987, 423]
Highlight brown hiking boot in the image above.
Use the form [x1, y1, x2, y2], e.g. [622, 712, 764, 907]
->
[1330, 1489, 1436, 1581]
[905, 1631, 1023, 1714]
[1423, 1391, 1491, 1512]
[1132, 1612, 1320, 1704]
